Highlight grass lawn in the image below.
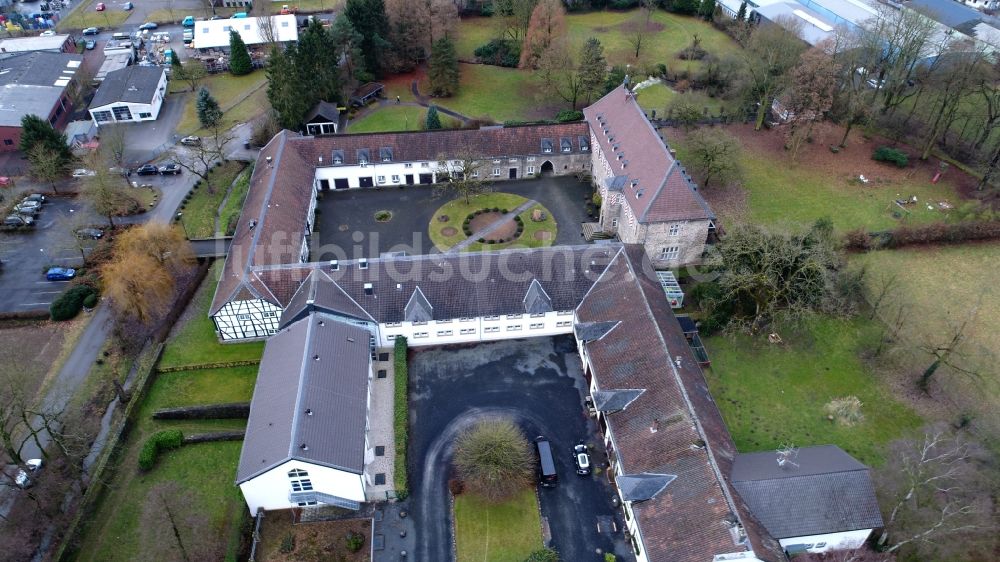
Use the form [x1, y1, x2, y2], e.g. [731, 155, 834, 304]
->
[178, 161, 247, 238]
[705, 315, 923, 466]
[428, 193, 556, 252]
[173, 70, 269, 135]
[423, 64, 556, 123]
[144, 366, 258, 409]
[465, 203, 557, 252]
[671, 125, 971, 233]
[129, 185, 160, 213]
[57, 0, 129, 31]
[159, 260, 265, 369]
[635, 83, 731, 116]
[348, 105, 460, 133]
[454, 489, 543, 562]
[270, 0, 344, 13]
[218, 166, 252, 236]
[853, 243, 1000, 435]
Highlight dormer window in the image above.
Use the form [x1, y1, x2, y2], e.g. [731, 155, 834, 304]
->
[579, 136, 590, 151]
[560, 138, 572, 152]
[380, 147, 393, 162]
[357, 149, 370, 165]
[541, 139, 553, 153]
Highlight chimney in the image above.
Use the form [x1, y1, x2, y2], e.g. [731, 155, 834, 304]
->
[359, 258, 369, 270]
[364, 282, 373, 296]
[650, 418, 660, 433]
[329, 259, 339, 270]
[300, 443, 309, 451]
[266, 156, 272, 164]
[305, 408, 313, 416]
[674, 355, 682, 367]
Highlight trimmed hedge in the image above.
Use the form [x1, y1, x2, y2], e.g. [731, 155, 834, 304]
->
[152, 402, 251, 420]
[393, 336, 409, 497]
[50, 285, 97, 321]
[182, 430, 245, 444]
[157, 359, 261, 373]
[872, 146, 909, 168]
[138, 429, 184, 471]
[844, 220, 1000, 251]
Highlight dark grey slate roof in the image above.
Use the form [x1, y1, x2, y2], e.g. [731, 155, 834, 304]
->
[732, 445, 884, 539]
[237, 312, 371, 484]
[575, 320, 620, 342]
[592, 389, 645, 412]
[90, 65, 164, 108]
[605, 175, 628, 192]
[618, 473, 677, 502]
[304, 101, 340, 124]
[279, 269, 374, 328]
[523, 278, 552, 314]
[404, 286, 433, 322]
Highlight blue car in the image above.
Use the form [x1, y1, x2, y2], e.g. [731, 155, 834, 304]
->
[45, 267, 76, 281]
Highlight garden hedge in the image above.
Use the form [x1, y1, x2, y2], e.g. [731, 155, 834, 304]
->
[393, 336, 409, 497]
[50, 285, 97, 321]
[138, 429, 184, 471]
[872, 146, 909, 168]
[152, 402, 251, 420]
[844, 220, 1000, 251]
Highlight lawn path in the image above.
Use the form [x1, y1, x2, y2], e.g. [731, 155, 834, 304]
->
[447, 199, 537, 253]
[410, 80, 472, 124]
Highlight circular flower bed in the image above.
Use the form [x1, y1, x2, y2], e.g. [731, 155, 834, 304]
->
[462, 208, 525, 244]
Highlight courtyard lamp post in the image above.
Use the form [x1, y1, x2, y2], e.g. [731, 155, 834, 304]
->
[176, 212, 189, 238]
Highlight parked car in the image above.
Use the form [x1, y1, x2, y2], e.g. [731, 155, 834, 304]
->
[179, 135, 201, 146]
[182, 15, 194, 27]
[135, 164, 159, 176]
[14, 459, 43, 489]
[45, 267, 75, 281]
[23, 193, 46, 204]
[182, 29, 194, 44]
[75, 227, 104, 239]
[158, 162, 181, 175]
[95, 2, 105, 10]
[40, 29, 55, 36]
[123, 1, 133, 9]
[572, 442, 591, 475]
[3, 215, 34, 228]
[535, 435, 558, 487]
[72, 168, 96, 178]
[84, 39, 96, 50]
[14, 201, 40, 215]
[138, 22, 157, 30]
[82, 26, 99, 35]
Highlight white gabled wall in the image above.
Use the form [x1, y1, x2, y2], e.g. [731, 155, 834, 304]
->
[378, 310, 576, 347]
[239, 459, 365, 514]
[90, 70, 167, 126]
[778, 529, 873, 554]
[213, 298, 282, 341]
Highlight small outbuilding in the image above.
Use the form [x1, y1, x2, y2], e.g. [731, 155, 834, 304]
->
[304, 101, 340, 136]
[349, 82, 384, 107]
[89, 66, 168, 127]
[192, 14, 298, 50]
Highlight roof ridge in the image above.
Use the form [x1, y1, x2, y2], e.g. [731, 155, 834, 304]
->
[287, 316, 315, 459]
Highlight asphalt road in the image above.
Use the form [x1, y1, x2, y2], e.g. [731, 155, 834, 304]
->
[408, 336, 632, 562]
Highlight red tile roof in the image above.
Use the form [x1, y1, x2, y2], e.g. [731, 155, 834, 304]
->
[584, 86, 714, 223]
[576, 246, 782, 562]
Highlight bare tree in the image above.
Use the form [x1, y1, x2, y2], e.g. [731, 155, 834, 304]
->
[739, 18, 806, 130]
[176, 60, 207, 93]
[492, 0, 537, 43]
[916, 301, 982, 393]
[536, 38, 584, 109]
[100, 123, 128, 172]
[876, 425, 997, 558]
[785, 43, 839, 160]
[27, 145, 68, 194]
[627, 0, 656, 59]
[684, 128, 743, 188]
[175, 126, 234, 194]
[435, 152, 490, 204]
[519, 0, 565, 69]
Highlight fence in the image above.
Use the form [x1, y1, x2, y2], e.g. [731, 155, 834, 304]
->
[247, 510, 265, 562]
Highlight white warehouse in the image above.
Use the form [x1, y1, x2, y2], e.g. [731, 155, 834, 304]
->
[89, 66, 167, 126]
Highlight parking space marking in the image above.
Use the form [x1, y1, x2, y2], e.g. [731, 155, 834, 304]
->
[19, 302, 53, 307]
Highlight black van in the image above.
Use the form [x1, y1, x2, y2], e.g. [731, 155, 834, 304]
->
[535, 435, 558, 487]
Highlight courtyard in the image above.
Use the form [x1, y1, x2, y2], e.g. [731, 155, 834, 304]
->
[312, 176, 593, 260]
[405, 336, 632, 562]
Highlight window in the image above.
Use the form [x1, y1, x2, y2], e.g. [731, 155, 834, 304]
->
[509, 158, 517, 163]
[611, 218, 618, 229]
[814, 543, 827, 549]
[484, 315, 500, 321]
[236, 313, 251, 321]
[223, 25, 231, 31]
[138, 112, 152, 119]
[527, 166, 535, 174]
[391, 175, 400, 182]
[281, 21, 290, 27]
[387, 334, 397, 340]
[659, 246, 679, 261]
[557, 310, 574, 316]
[288, 468, 313, 492]
[556, 321, 572, 327]
[2, 139, 11, 146]
[412, 321, 428, 326]
[527, 156, 536, 162]
[436, 330, 453, 337]
[385, 322, 402, 328]
[375, 446, 385, 456]
[377, 175, 386, 183]
[668, 223, 681, 236]
[459, 317, 475, 322]
[507, 325, 522, 331]
[420, 162, 429, 168]
[492, 159, 502, 164]
[262, 311, 277, 318]
[471, 170, 479, 177]
[460, 328, 476, 335]
[493, 168, 501, 176]
[436, 319, 451, 324]
[404, 163, 413, 168]
[297, 500, 318, 506]
[530, 323, 544, 329]
[414, 332, 428, 338]
[529, 313, 545, 318]
[506, 314, 522, 320]
[484, 326, 500, 333]
[333, 156, 343, 164]
[111, 106, 133, 121]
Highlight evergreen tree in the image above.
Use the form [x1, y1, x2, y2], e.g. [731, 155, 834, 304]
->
[428, 36, 459, 97]
[698, 0, 716, 20]
[266, 46, 311, 129]
[578, 37, 607, 105]
[228, 29, 253, 75]
[344, 0, 390, 77]
[19, 114, 71, 164]
[425, 105, 442, 129]
[196, 87, 223, 130]
[331, 15, 369, 82]
[296, 20, 343, 105]
[171, 52, 182, 73]
[736, 0, 747, 19]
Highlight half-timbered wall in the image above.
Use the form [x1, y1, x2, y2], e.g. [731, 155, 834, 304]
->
[213, 299, 282, 341]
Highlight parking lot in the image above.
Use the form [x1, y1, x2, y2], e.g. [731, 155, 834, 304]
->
[313, 176, 593, 260]
[407, 336, 633, 562]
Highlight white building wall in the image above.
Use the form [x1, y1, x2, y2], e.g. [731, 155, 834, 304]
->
[89, 70, 167, 126]
[378, 310, 576, 347]
[213, 298, 282, 341]
[778, 529, 873, 554]
[239, 459, 365, 514]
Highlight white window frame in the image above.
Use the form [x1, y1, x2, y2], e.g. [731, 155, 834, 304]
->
[493, 168, 501, 176]
[377, 175, 386, 183]
[391, 175, 400, 183]
[507, 324, 522, 331]
[404, 163, 413, 168]
[530, 323, 544, 329]
[668, 223, 681, 236]
[436, 330, 453, 337]
[527, 166, 535, 174]
[659, 246, 680, 261]
[236, 313, 251, 321]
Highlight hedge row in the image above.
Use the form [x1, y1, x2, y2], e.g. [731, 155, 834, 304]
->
[50, 284, 98, 321]
[157, 359, 261, 373]
[844, 220, 1000, 251]
[138, 429, 183, 471]
[393, 336, 409, 497]
[152, 402, 250, 420]
[182, 430, 245, 444]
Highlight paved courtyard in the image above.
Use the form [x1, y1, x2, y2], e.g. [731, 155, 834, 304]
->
[396, 336, 633, 562]
[311, 176, 593, 260]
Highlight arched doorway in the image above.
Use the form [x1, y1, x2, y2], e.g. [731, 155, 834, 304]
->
[540, 161, 554, 176]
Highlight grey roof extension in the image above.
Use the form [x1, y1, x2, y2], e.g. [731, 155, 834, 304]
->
[90, 65, 164, 109]
[404, 286, 433, 322]
[237, 312, 371, 484]
[732, 445, 885, 539]
[523, 279, 552, 314]
[618, 473, 677, 502]
[592, 389, 645, 412]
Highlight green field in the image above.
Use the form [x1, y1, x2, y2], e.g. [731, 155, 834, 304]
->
[218, 166, 252, 236]
[348, 105, 461, 133]
[158, 260, 265, 370]
[705, 316, 923, 466]
[173, 70, 269, 135]
[177, 161, 248, 239]
[426, 63, 553, 123]
[57, 0, 129, 31]
[454, 489, 543, 562]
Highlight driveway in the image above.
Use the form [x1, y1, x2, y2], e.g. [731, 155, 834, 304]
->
[406, 336, 632, 562]
[313, 176, 592, 260]
[121, 94, 186, 165]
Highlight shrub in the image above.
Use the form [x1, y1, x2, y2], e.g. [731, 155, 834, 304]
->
[279, 533, 295, 554]
[82, 293, 98, 309]
[842, 221, 1000, 251]
[448, 477, 465, 495]
[555, 109, 583, 123]
[50, 285, 96, 321]
[474, 39, 520, 68]
[345, 531, 365, 553]
[374, 210, 392, 222]
[524, 548, 560, 562]
[393, 337, 409, 495]
[825, 396, 864, 426]
[872, 146, 908, 168]
[138, 429, 184, 471]
[453, 419, 533, 502]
